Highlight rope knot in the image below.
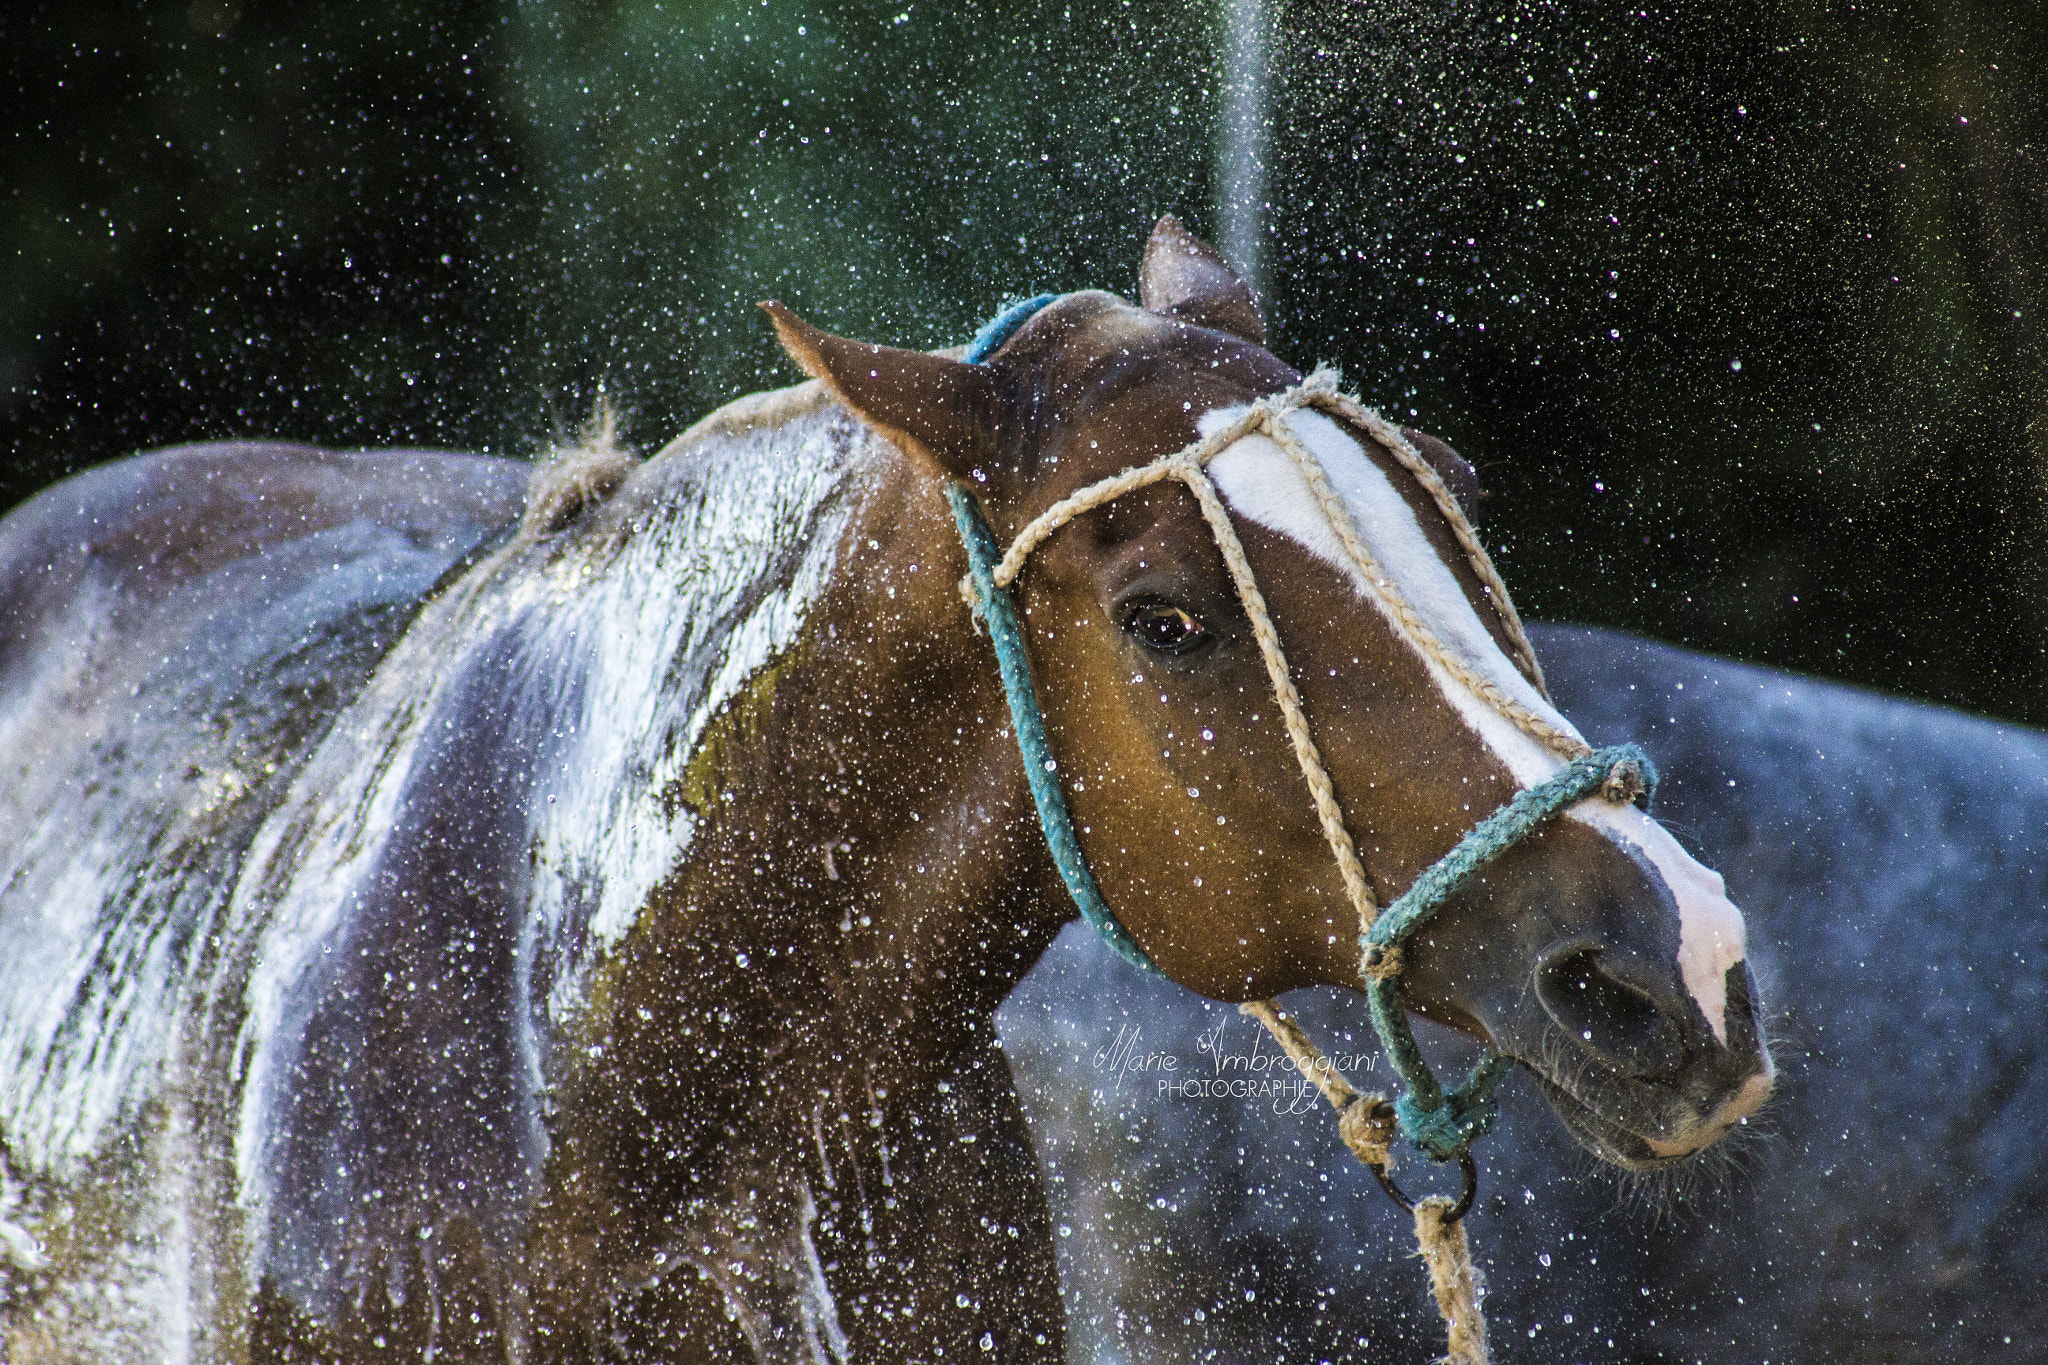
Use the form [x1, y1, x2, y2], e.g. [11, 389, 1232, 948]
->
[1336, 1094, 1398, 1171]
[1599, 752, 1655, 806]
[1394, 1084, 1501, 1163]
[1360, 940, 1404, 981]
[1242, 370, 1337, 442]
[1295, 366, 1344, 399]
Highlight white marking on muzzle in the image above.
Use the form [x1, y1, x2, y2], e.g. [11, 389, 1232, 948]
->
[1644, 1070, 1776, 1157]
[1202, 405, 1748, 1044]
[1571, 801, 1746, 1045]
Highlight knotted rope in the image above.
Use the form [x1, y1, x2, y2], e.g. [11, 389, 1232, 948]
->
[1238, 1000, 1398, 1174]
[1240, 1000, 1488, 1365]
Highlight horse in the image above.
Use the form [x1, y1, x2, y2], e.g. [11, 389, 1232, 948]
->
[0, 218, 1772, 1363]
[1001, 623, 2048, 1363]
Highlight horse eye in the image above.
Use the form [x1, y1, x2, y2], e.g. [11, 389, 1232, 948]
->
[1121, 600, 1210, 655]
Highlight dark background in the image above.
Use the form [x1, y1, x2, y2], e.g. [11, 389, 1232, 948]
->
[6, 0, 2043, 723]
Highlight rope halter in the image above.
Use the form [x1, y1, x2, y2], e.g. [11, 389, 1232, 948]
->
[948, 302, 1655, 1169]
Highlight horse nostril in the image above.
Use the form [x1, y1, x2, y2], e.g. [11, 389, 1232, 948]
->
[1535, 947, 1684, 1079]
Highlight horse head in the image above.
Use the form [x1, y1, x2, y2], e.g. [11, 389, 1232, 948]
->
[763, 217, 1772, 1172]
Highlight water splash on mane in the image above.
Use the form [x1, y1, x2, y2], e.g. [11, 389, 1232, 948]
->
[229, 386, 878, 1307]
[0, 381, 881, 1346]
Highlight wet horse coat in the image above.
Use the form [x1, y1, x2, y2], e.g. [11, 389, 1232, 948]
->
[0, 222, 1771, 1361]
[0, 410, 1066, 1362]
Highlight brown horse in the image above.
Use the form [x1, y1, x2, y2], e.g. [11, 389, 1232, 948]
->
[0, 219, 1770, 1362]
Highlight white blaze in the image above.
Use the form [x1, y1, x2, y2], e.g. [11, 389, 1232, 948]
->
[1202, 406, 1747, 1043]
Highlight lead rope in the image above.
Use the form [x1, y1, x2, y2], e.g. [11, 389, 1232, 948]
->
[1240, 1000, 1490, 1365]
[955, 363, 1650, 1365]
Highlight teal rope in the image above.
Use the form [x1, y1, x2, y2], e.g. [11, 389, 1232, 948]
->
[1363, 743, 1656, 1159]
[964, 294, 1059, 364]
[948, 482, 1165, 974]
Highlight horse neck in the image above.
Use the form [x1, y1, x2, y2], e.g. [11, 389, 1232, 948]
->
[602, 411, 1070, 1097]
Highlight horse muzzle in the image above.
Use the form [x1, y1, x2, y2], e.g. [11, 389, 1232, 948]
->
[1515, 954, 1776, 1171]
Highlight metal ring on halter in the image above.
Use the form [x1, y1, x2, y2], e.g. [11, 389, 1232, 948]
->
[1368, 1150, 1479, 1224]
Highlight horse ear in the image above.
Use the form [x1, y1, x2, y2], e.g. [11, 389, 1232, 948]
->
[1403, 428, 1482, 523]
[1138, 215, 1266, 345]
[760, 301, 996, 479]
